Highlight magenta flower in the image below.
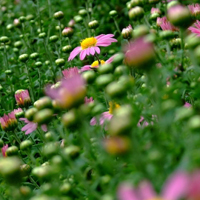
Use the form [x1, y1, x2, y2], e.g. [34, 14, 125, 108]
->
[188, 20, 200, 37]
[157, 17, 179, 31]
[13, 108, 23, 115]
[68, 34, 117, 61]
[117, 171, 189, 200]
[84, 96, 94, 104]
[15, 89, 31, 107]
[62, 67, 79, 79]
[188, 4, 200, 17]
[19, 118, 47, 135]
[1, 144, 8, 157]
[0, 112, 17, 131]
[151, 8, 161, 14]
[184, 102, 191, 108]
[45, 74, 86, 109]
[81, 55, 116, 72]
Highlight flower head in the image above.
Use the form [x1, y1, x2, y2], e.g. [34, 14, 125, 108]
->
[188, 20, 200, 37]
[157, 17, 179, 31]
[84, 96, 94, 104]
[1, 144, 8, 157]
[19, 118, 47, 135]
[0, 112, 17, 131]
[62, 67, 79, 79]
[68, 34, 117, 61]
[15, 89, 31, 107]
[122, 25, 133, 39]
[188, 4, 200, 18]
[151, 8, 161, 15]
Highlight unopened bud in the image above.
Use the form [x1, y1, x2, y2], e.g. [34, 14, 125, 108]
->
[0, 36, 9, 43]
[20, 140, 32, 151]
[6, 146, 18, 156]
[109, 10, 117, 17]
[49, 35, 59, 42]
[88, 20, 99, 29]
[30, 52, 39, 60]
[54, 11, 64, 20]
[63, 145, 80, 159]
[19, 54, 29, 62]
[82, 70, 96, 84]
[34, 97, 52, 110]
[95, 74, 113, 88]
[78, 9, 87, 17]
[33, 109, 53, 125]
[25, 107, 38, 121]
[39, 32, 46, 38]
[62, 27, 73, 37]
[129, 6, 144, 20]
[122, 25, 133, 39]
[74, 15, 83, 23]
[20, 164, 31, 177]
[55, 58, 65, 66]
[62, 110, 78, 128]
[62, 45, 72, 53]
[19, 16, 26, 23]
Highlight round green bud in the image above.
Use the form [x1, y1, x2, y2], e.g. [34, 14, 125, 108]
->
[19, 54, 29, 62]
[20, 186, 31, 196]
[33, 109, 53, 125]
[62, 27, 73, 37]
[88, 20, 99, 29]
[54, 11, 64, 20]
[82, 70, 96, 84]
[55, 58, 65, 66]
[38, 32, 46, 38]
[98, 63, 113, 74]
[35, 61, 43, 67]
[55, 24, 64, 30]
[150, 13, 159, 20]
[19, 16, 26, 23]
[20, 140, 33, 151]
[109, 10, 117, 17]
[26, 14, 34, 21]
[62, 45, 72, 53]
[106, 81, 127, 98]
[6, 146, 19, 156]
[30, 52, 39, 60]
[188, 115, 200, 130]
[159, 30, 175, 40]
[5, 70, 12, 75]
[63, 145, 80, 159]
[49, 35, 59, 42]
[14, 41, 23, 48]
[60, 183, 71, 194]
[95, 74, 113, 88]
[45, 60, 50, 65]
[30, 20, 35, 24]
[14, 18, 21, 27]
[74, 15, 83, 23]
[42, 142, 59, 158]
[6, 24, 14, 30]
[0, 36, 9, 43]
[133, 25, 149, 38]
[45, 131, 54, 141]
[78, 9, 87, 16]
[128, 6, 144, 20]
[25, 107, 38, 121]
[34, 96, 52, 110]
[20, 164, 31, 177]
[62, 110, 77, 128]
[167, 1, 180, 9]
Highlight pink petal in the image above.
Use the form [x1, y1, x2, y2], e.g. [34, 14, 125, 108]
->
[80, 50, 87, 60]
[94, 47, 100, 54]
[81, 65, 91, 72]
[90, 117, 97, 125]
[162, 171, 189, 200]
[138, 181, 156, 200]
[68, 46, 82, 61]
[89, 47, 95, 55]
[106, 55, 116, 64]
[41, 124, 47, 132]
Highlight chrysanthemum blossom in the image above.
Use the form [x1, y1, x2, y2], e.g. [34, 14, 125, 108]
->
[81, 55, 115, 72]
[68, 34, 117, 61]
[117, 171, 189, 200]
[188, 4, 200, 17]
[1, 144, 8, 157]
[157, 17, 179, 31]
[122, 25, 133, 39]
[19, 118, 47, 135]
[188, 20, 200, 37]
[45, 74, 86, 109]
[0, 112, 17, 131]
[151, 8, 161, 15]
[62, 67, 79, 79]
[84, 96, 94, 104]
[90, 102, 120, 126]
[15, 89, 31, 107]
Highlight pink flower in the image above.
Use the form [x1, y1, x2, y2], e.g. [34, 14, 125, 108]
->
[15, 89, 31, 107]
[0, 112, 17, 131]
[184, 102, 191, 108]
[157, 17, 179, 31]
[19, 118, 47, 135]
[62, 67, 79, 79]
[13, 108, 23, 115]
[117, 171, 189, 200]
[68, 34, 117, 61]
[81, 55, 116, 72]
[122, 25, 133, 39]
[188, 4, 200, 17]
[84, 96, 94, 104]
[151, 8, 161, 14]
[1, 144, 8, 157]
[188, 20, 200, 37]
[45, 74, 86, 109]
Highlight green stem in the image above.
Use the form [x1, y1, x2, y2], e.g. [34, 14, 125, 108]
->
[180, 28, 185, 72]
[113, 18, 120, 34]
[58, 20, 63, 56]
[3, 44, 9, 70]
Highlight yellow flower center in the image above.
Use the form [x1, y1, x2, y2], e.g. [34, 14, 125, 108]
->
[108, 102, 120, 114]
[80, 37, 97, 49]
[91, 60, 105, 68]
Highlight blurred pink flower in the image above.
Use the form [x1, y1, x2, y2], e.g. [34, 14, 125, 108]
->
[81, 55, 115, 72]
[151, 8, 161, 14]
[157, 17, 179, 31]
[118, 171, 189, 200]
[13, 108, 23, 115]
[1, 144, 8, 157]
[188, 4, 200, 17]
[62, 67, 79, 79]
[15, 89, 31, 107]
[188, 20, 200, 37]
[19, 118, 47, 135]
[84, 96, 94, 104]
[0, 112, 17, 131]
[68, 34, 117, 61]
[184, 102, 191, 108]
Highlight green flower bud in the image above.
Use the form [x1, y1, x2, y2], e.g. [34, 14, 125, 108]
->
[25, 107, 38, 121]
[30, 20, 35, 24]
[62, 110, 78, 128]
[19, 54, 29, 62]
[19, 16, 26, 23]
[128, 6, 144, 20]
[15, 110, 24, 118]
[14, 18, 21, 27]
[60, 183, 71, 194]
[38, 32, 46, 38]
[5, 70, 12, 75]
[19, 186, 31, 197]
[45, 131, 54, 141]
[62, 45, 72, 53]
[150, 13, 159, 20]
[95, 74, 114, 88]
[109, 10, 117, 17]
[0, 36, 9, 43]
[14, 41, 23, 48]
[159, 30, 175, 40]
[74, 15, 83, 23]
[106, 81, 127, 98]
[34, 97, 52, 110]
[49, 35, 59, 42]
[185, 34, 200, 49]
[88, 20, 99, 29]
[101, 194, 114, 200]
[42, 142, 59, 158]
[20, 140, 32, 151]
[91, 103, 105, 116]
[33, 109, 53, 125]
[6, 24, 14, 30]
[35, 61, 43, 67]
[188, 115, 200, 130]
[30, 52, 39, 60]
[20, 164, 31, 177]
[55, 58, 65, 66]
[45, 60, 50, 65]
[78, 9, 87, 16]
[82, 70, 96, 84]
[133, 25, 149, 38]
[98, 63, 113, 74]
[114, 65, 129, 76]
[62, 27, 73, 37]
[6, 146, 19, 156]
[55, 24, 64, 30]
[63, 145, 80, 159]
[54, 11, 64, 20]
[13, 47, 19, 52]
[167, 0, 180, 9]
[26, 14, 34, 21]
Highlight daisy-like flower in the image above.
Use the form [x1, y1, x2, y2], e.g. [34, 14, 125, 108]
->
[188, 4, 200, 17]
[81, 55, 115, 72]
[118, 171, 189, 200]
[19, 118, 47, 135]
[90, 102, 120, 126]
[62, 67, 79, 79]
[0, 112, 18, 131]
[157, 17, 179, 31]
[15, 89, 31, 107]
[188, 20, 200, 37]
[1, 144, 8, 157]
[68, 34, 117, 61]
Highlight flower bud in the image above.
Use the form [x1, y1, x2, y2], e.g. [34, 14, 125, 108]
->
[62, 27, 73, 37]
[60, 183, 71, 194]
[38, 32, 46, 38]
[34, 96, 52, 110]
[62, 45, 72, 53]
[19, 186, 31, 197]
[6, 146, 18, 156]
[42, 142, 59, 158]
[167, 0, 180, 9]
[20, 164, 31, 177]
[95, 74, 114, 88]
[0, 36, 9, 43]
[25, 107, 38, 121]
[14, 41, 23, 48]
[106, 81, 127, 98]
[167, 5, 192, 28]
[185, 34, 200, 49]
[114, 65, 129, 76]
[122, 25, 133, 39]
[55, 58, 65, 66]
[45, 131, 54, 141]
[82, 70, 96, 84]
[30, 52, 39, 60]
[133, 25, 149, 38]
[33, 109, 53, 125]
[26, 14, 34, 21]
[5, 70, 12, 75]
[54, 11, 64, 20]
[109, 10, 117, 17]
[19, 16, 26, 23]
[19, 54, 29, 62]
[63, 145, 80, 159]
[98, 63, 113, 74]
[20, 140, 32, 151]
[159, 30, 175, 40]
[49, 35, 59, 42]
[62, 110, 78, 128]
[88, 20, 99, 29]
[74, 15, 83, 23]
[188, 115, 200, 130]
[78, 9, 87, 16]
[14, 18, 21, 27]
[6, 24, 14, 30]
[129, 6, 144, 20]
[68, 19, 75, 27]
[35, 61, 42, 67]
[15, 89, 31, 107]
